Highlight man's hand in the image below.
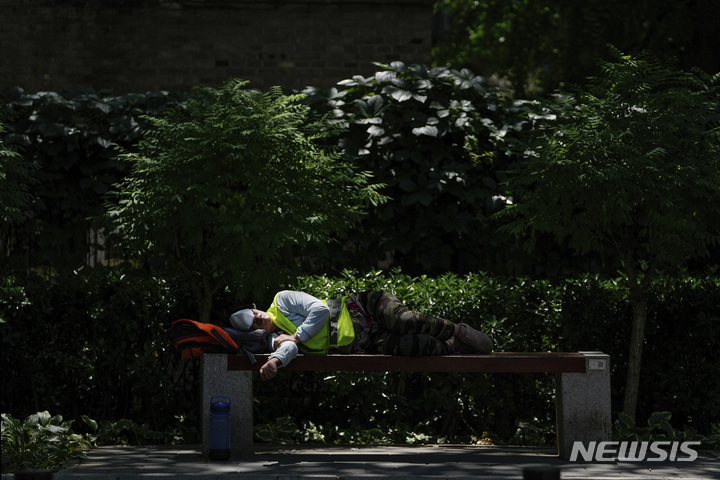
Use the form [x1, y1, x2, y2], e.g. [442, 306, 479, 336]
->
[273, 332, 300, 350]
[259, 357, 281, 381]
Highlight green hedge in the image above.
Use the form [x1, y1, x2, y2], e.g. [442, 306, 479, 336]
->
[1, 268, 718, 446]
[253, 271, 719, 444]
[0, 268, 197, 438]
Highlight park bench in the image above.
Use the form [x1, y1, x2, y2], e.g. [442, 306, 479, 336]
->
[201, 351, 611, 460]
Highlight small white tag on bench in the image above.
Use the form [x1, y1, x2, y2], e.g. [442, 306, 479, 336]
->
[588, 359, 607, 371]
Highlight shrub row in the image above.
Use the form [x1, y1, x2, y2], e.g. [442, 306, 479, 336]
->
[255, 270, 719, 444]
[2, 268, 718, 446]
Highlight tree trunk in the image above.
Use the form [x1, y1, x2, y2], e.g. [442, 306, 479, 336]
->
[198, 293, 212, 324]
[623, 277, 649, 420]
[197, 275, 214, 324]
[197, 270, 224, 324]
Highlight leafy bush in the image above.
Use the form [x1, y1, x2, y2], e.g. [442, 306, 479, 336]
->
[0, 121, 37, 226]
[615, 411, 720, 449]
[106, 80, 385, 323]
[1, 412, 92, 473]
[302, 63, 529, 275]
[1, 411, 184, 473]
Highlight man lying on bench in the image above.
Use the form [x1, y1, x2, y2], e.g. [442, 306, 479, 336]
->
[230, 290, 493, 381]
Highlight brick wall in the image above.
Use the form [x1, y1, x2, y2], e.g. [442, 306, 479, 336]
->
[1, 0, 435, 93]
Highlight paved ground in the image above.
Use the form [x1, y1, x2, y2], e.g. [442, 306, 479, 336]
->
[23, 444, 717, 480]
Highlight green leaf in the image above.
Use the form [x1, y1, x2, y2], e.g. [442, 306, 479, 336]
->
[617, 412, 636, 430]
[25, 411, 51, 427]
[411, 125, 438, 137]
[382, 86, 413, 102]
[648, 411, 672, 428]
[81, 415, 98, 431]
[398, 178, 417, 192]
[367, 125, 385, 137]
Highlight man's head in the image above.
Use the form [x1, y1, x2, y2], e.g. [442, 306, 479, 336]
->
[230, 308, 275, 332]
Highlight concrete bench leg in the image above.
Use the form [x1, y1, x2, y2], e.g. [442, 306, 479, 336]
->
[555, 351, 611, 459]
[202, 354, 254, 458]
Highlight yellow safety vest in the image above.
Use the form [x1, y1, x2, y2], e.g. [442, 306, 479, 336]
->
[267, 294, 355, 353]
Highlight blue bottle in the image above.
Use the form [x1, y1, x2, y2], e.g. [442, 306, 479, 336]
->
[208, 396, 231, 460]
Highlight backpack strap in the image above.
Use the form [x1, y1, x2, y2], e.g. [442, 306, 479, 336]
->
[240, 345, 257, 364]
[224, 328, 271, 364]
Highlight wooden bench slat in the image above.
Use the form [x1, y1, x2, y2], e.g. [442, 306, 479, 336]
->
[227, 352, 586, 373]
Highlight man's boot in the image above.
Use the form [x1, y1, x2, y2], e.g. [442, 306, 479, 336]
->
[456, 323, 493, 354]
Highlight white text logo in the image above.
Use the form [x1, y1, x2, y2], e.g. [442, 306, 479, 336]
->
[569, 441, 701, 462]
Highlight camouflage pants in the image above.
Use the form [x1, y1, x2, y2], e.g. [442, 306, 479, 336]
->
[348, 291, 455, 356]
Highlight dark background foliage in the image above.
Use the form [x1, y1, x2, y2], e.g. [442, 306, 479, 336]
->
[3, 63, 717, 279]
[1, 88, 185, 273]
[1, 68, 529, 278]
[433, 0, 720, 95]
